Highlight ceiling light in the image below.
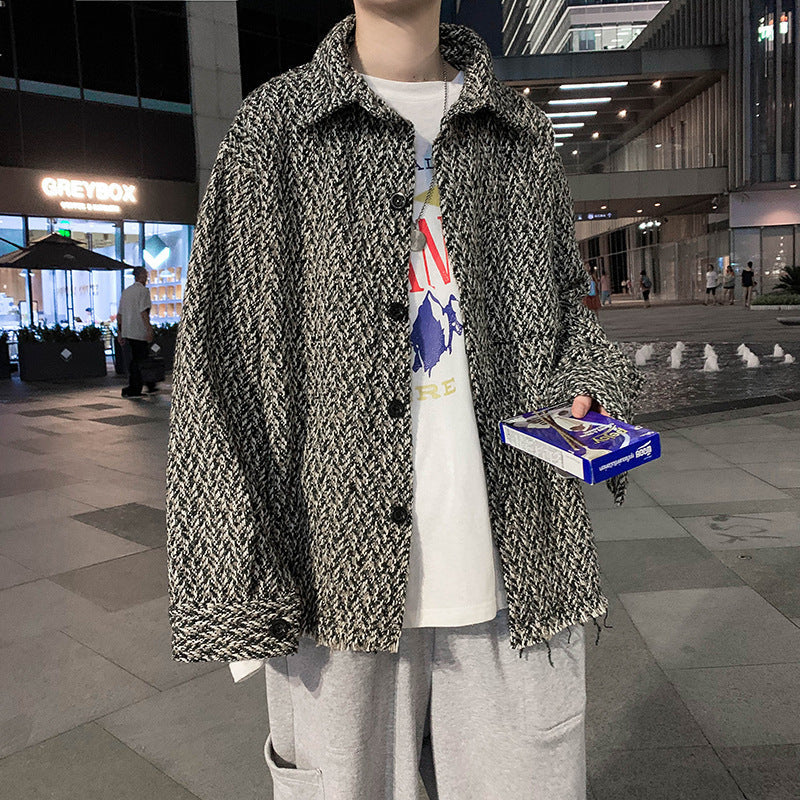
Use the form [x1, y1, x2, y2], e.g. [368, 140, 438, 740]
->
[592, 131, 600, 139]
[636, 209, 643, 213]
[555, 142, 564, 147]
[555, 132, 574, 138]
[791, 183, 798, 188]
[600, 205, 607, 210]
[618, 109, 627, 118]
[548, 97, 612, 105]
[654, 202, 661, 207]
[523, 87, 530, 95]
[655, 143, 662, 148]
[559, 81, 629, 90]
[553, 122, 585, 129]
[652, 80, 662, 88]
[546, 111, 599, 118]
[572, 150, 578, 155]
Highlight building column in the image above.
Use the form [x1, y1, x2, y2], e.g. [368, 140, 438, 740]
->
[185, 2, 243, 201]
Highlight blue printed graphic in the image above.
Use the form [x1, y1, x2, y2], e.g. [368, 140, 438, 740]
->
[410, 290, 463, 376]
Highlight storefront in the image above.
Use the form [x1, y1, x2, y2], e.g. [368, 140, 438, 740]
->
[730, 188, 800, 294]
[0, 166, 197, 335]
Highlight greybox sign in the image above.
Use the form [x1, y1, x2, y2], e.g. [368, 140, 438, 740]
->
[40, 175, 139, 216]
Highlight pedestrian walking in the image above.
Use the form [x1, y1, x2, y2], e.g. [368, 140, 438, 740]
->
[705, 265, 720, 305]
[165, 6, 642, 800]
[117, 266, 156, 397]
[639, 270, 652, 307]
[742, 261, 756, 308]
[722, 265, 736, 305]
[600, 269, 612, 305]
[582, 264, 601, 315]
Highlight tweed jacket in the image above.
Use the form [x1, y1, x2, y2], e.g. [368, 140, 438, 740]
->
[165, 13, 643, 662]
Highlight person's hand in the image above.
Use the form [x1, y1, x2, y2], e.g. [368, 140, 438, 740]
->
[571, 394, 608, 419]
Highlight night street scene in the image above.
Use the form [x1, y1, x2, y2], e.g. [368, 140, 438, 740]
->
[1, 1, 799, 799]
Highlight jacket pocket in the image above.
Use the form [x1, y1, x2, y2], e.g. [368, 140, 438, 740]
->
[264, 733, 325, 799]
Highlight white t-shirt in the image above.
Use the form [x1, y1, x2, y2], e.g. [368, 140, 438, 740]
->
[706, 270, 719, 289]
[228, 67, 507, 684]
[118, 281, 152, 339]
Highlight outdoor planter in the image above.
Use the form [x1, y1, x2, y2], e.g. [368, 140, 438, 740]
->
[0, 339, 10, 379]
[18, 339, 107, 381]
[113, 328, 177, 375]
[152, 329, 177, 371]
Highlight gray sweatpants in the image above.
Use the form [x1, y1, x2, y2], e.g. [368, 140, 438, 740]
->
[263, 608, 586, 800]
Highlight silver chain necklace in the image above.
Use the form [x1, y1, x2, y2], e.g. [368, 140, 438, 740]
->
[409, 57, 449, 252]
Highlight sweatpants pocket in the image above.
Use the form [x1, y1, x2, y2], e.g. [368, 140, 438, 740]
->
[264, 733, 325, 799]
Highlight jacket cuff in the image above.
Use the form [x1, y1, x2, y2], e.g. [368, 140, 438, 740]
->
[168, 600, 302, 662]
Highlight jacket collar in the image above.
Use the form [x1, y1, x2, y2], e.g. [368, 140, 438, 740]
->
[296, 13, 528, 132]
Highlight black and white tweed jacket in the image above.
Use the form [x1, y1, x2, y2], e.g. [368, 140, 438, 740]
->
[166, 13, 643, 662]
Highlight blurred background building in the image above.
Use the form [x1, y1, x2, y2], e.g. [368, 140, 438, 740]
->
[502, 0, 668, 55]
[0, 0, 798, 339]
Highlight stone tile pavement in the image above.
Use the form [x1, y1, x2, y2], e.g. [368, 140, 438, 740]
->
[0, 369, 798, 800]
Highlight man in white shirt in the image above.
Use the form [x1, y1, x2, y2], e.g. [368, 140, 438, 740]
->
[116, 265, 156, 397]
[705, 266, 720, 305]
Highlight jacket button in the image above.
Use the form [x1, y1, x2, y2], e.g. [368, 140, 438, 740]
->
[388, 398, 405, 418]
[388, 301, 407, 322]
[389, 192, 407, 210]
[390, 505, 409, 524]
[270, 619, 291, 638]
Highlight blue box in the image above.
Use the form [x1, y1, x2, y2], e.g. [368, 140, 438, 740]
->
[499, 404, 661, 484]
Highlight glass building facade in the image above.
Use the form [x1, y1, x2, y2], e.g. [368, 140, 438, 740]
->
[0, 215, 193, 336]
[751, 1, 797, 183]
[0, 1, 197, 357]
[0, 0, 195, 181]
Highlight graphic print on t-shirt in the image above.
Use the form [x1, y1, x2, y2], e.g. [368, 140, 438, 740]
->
[408, 141, 463, 388]
[359, 69, 507, 629]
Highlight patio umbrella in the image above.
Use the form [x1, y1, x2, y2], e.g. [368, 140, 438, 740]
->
[0, 232, 128, 271]
[0, 233, 133, 331]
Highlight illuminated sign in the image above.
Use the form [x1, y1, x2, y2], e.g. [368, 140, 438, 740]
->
[40, 176, 138, 214]
[758, 14, 789, 41]
[575, 211, 616, 221]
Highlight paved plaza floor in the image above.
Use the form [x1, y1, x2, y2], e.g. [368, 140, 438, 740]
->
[1, 305, 798, 799]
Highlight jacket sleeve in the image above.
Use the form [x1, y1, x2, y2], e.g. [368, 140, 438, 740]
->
[165, 128, 302, 662]
[541, 122, 644, 505]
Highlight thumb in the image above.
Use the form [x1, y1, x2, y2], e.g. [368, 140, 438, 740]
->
[571, 395, 592, 419]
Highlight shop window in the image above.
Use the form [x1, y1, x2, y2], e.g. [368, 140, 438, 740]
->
[143, 222, 192, 324]
[0, 215, 26, 331]
[761, 226, 794, 293]
[731, 227, 761, 294]
[123, 221, 143, 269]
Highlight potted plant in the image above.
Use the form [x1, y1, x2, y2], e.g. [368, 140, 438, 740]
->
[0, 330, 10, 379]
[17, 323, 107, 381]
[751, 266, 800, 310]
